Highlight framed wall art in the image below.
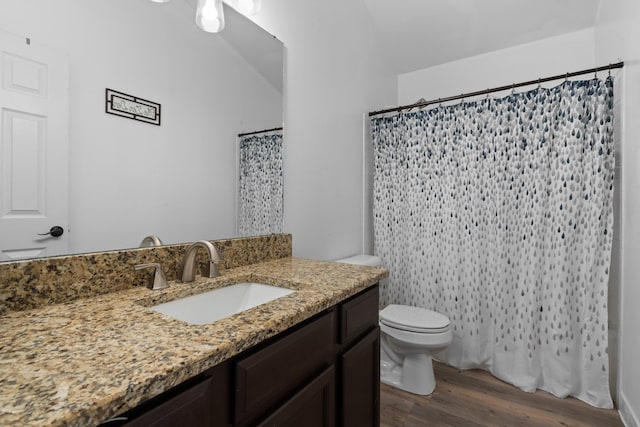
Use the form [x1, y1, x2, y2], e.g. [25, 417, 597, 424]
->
[105, 88, 161, 126]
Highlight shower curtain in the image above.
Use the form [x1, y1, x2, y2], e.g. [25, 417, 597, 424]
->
[371, 78, 615, 408]
[238, 131, 283, 236]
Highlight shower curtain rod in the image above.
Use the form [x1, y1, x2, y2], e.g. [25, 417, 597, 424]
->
[238, 126, 283, 137]
[368, 61, 624, 117]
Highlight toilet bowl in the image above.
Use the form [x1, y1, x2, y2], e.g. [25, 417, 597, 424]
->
[379, 304, 452, 395]
[336, 254, 452, 395]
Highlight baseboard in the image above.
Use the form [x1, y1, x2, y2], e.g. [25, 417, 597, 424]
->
[619, 390, 640, 427]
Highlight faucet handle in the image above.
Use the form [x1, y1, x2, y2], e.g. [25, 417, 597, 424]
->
[134, 263, 170, 290]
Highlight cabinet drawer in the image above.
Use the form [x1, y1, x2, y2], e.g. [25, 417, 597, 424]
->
[257, 366, 335, 427]
[120, 376, 213, 427]
[340, 285, 379, 345]
[235, 310, 336, 426]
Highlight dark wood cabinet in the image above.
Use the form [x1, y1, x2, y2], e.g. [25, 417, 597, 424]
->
[104, 285, 379, 427]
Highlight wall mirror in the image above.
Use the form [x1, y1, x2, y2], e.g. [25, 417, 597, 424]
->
[0, 0, 283, 261]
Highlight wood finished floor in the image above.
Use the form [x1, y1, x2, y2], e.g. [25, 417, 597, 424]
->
[380, 362, 623, 427]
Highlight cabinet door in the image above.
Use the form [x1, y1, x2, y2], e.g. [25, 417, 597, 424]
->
[257, 366, 335, 427]
[122, 376, 213, 427]
[340, 327, 380, 427]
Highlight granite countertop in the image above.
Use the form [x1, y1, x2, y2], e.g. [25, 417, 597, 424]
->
[0, 257, 388, 427]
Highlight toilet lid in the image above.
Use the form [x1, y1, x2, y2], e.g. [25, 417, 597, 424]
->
[335, 254, 383, 267]
[380, 304, 450, 333]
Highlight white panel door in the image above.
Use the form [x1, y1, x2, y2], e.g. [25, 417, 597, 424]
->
[0, 30, 68, 261]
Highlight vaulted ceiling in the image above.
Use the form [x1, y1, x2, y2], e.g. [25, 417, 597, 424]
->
[362, 0, 602, 75]
[183, 0, 603, 88]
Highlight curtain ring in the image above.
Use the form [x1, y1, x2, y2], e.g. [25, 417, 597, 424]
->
[565, 72, 569, 82]
[537, 78, 541, 89]
[608, 64, 612, 77]
[438, 98, 442, 108]
[511, 83, 515, 95]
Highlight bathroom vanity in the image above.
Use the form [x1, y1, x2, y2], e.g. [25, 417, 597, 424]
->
[0, 238, 387, 427]
[108, 285, 379, 426]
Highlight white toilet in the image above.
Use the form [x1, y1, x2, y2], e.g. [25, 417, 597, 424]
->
[336, 254, 452, 395]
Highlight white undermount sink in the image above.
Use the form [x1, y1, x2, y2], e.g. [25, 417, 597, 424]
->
[151, 282, 295, 325]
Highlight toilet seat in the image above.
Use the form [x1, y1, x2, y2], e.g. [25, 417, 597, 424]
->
[380, 304, 450, 334]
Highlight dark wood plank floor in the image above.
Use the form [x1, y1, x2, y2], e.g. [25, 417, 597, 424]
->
[381, 362, 623, 427]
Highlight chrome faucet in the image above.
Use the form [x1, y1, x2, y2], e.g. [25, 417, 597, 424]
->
[139, 235, 163, 247]
[180, 240, 221, 282]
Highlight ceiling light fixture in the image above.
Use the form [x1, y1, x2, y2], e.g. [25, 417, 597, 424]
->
[150, 0, 263, 33]
[196, 0, 226, 33]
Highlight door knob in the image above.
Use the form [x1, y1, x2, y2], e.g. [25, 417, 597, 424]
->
[38, 226, 64, 237]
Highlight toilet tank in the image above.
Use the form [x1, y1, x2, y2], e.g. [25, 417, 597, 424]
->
[336, 254, 387, 309]
[335, 254, 383, 267]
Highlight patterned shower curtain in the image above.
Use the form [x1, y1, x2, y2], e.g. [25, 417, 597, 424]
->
[371, 78, 615, 408]
[238, 131, 283, 236]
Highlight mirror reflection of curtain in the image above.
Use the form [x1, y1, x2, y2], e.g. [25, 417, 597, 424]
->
[238, 131, 283, 236]
[371, 78, 615, 408]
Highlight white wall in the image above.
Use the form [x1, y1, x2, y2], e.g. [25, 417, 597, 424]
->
[0, 0, 282, 253]
[248, 0, 397, 259]
[595, 1, 640, 425]
[398, 28, 596, 104]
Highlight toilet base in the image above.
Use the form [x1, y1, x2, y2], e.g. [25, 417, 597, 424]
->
[380, 349, 436, 395]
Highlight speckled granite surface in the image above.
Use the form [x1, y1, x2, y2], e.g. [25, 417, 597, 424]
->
[0, 234, 292, 313]
[0, 257, 388, 427]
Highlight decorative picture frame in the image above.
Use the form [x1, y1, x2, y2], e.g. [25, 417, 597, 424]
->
[105, 88, 161, 126]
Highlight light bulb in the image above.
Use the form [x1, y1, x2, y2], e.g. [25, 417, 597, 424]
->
[202, 2, 219, 20]
[237, 0, 262, 15]
[150, 0, 171, 3]
[196, 0, 225, 33]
